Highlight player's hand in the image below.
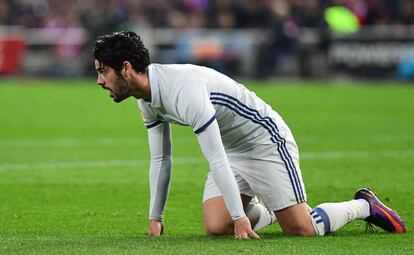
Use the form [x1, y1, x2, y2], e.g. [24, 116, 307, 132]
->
[148, 219, 164, 236]
[233, 216, 260, 240]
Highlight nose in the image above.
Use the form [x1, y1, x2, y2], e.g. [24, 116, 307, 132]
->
[97, 75, 104, 86]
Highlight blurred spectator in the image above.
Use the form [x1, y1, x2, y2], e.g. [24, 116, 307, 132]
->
[256, 0, 299, 77]
[1, 0, 412, 77]
[0, 0, 13, 25]
[2, 0, 412, 30]
[236, 0, 271, 28]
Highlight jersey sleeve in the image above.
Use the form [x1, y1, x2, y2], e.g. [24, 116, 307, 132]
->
[175, 81, 216, 134]
[138, 99, 163, 129]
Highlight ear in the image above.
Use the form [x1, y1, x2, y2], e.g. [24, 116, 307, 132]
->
[122, 61, 133, 77]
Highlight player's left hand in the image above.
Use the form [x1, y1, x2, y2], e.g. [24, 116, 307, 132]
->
[233, 216, 260, 240]
[148, 219, 164, 236]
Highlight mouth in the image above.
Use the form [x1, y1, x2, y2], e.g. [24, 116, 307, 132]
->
[100, 86, 113, 98]
[100, 84, 109, 91]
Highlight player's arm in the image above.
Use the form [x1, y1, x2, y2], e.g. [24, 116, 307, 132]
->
[176, 83, 258, 239]
[146, 120, 172, 236]
[138, 100, 172, 236]
[196, 120, 259, 239]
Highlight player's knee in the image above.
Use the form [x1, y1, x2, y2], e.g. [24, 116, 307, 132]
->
[204, 225, 226, 236]
[283, 224, 316, 236]
[276, 203, 317, 237]
[204, 220, 232, 236]
[203, 197, 234, 236]
[278, 214, 316, 236]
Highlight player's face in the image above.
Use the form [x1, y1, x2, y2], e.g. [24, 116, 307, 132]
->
[95, 60, 130, 103]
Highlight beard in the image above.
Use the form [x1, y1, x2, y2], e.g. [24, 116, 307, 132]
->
[112, 74, 130, 103]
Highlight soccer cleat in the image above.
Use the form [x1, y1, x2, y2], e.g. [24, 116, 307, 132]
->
[354, 188, 406, 233]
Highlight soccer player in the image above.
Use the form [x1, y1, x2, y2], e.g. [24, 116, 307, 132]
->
[93, 31, 406, 239]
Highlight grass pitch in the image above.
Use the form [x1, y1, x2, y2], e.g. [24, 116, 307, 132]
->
[0, 79, 413, 254]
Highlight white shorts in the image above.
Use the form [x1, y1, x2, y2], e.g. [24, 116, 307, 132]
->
[202, 138, 307, 211]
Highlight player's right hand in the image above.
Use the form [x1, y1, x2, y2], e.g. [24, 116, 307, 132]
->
[148, 219, 164, 236]
[233, 216, 260, 240]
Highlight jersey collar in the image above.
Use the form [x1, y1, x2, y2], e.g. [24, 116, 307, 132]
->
[148, 64, 161, 108]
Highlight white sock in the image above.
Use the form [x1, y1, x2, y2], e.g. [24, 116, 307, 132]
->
[311, 199, 370, 235]
[245, 201, 276, 231]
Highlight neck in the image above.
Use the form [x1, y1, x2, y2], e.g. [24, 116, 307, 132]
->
[131, 69, 151, 101]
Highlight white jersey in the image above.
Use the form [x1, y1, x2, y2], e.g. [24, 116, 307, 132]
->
[138, 64, 301, 221]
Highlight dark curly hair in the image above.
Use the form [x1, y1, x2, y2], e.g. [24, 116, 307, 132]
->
[93, 31, 150, 73]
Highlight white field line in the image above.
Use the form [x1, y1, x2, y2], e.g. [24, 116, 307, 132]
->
[0, 137, 194, 148]
[0, 157, 202, 171]
[0, 138, 144, 148]
[0, 150, 413, 171]
[0, 134, 413, 148]
[300, 150, 414, 159]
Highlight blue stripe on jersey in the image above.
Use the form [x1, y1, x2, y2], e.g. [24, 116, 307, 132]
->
[194, 114, 216, 134]
[212, 92, 306, 203]
[146, 120, 163, 129]
[211, 100, 301, 204]
[210, 93, 305, 203]
[270, 136, 305, 203]
[210, 95, 305, 203]
[211, 92, 280, 133]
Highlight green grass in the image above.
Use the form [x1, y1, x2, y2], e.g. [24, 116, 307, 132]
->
[0, 79, 413, 254]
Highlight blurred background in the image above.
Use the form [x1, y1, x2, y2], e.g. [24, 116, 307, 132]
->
[1, 0, 414, 80]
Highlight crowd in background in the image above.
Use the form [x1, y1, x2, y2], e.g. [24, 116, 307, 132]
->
[1, 0, 413, 31]
[1, 0, 413, 78]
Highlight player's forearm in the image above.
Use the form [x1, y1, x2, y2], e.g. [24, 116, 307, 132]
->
[147, 122, 172, 220]
[197, 122, 245, 220]
[209, 157, 246, 220]
[149, 156, 172, 220]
